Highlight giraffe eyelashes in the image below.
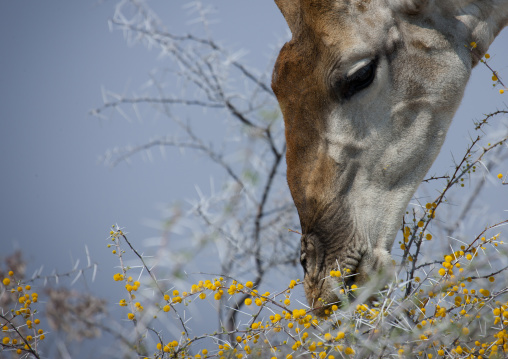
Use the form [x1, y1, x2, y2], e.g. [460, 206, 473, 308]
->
[336, 58, 378, 100]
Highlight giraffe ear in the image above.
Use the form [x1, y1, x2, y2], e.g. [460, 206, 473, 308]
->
[275, 0, 302, 35]
[390, 0, 429, 15]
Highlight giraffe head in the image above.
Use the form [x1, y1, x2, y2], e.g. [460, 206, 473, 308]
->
[272, 0, 507, 314]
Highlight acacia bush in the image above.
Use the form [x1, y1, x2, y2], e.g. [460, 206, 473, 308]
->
[1, 1, 507, 358]
[2, 144, 507, 358]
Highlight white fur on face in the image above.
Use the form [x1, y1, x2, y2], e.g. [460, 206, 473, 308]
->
[324, 27, 471, 278]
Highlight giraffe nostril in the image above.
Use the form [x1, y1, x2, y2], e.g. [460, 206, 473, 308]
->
[300, 256, 308, 275]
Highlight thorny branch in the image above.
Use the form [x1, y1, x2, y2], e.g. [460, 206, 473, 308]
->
[0, 314, 41, 359]
[91, 0, 299, 348]
[399, 110, 508, 298]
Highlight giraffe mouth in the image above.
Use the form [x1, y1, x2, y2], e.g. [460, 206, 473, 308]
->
[303, 258, 361, 317]
[302, 239, 395, 317]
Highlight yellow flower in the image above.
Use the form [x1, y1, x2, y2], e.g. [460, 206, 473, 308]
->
[344, 347, 355, 355]
[172, 296, 182, 304]
[498, 173, 504, 179]
[127, 313, 135, 320]
[2, 278, 10, 286]
[163, 305, 170, 312]
[479, 289, 490, 296]
[199, 292, 206, 300]
[330, 270, 341, 277]
[501, 89, 505, 94]
[245, 281, 253, 288]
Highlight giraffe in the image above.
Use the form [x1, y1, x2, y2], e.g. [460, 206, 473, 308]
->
[271, 0, 508, 314]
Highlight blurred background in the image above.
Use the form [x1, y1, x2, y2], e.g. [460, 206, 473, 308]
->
[1, 1, 507, 358]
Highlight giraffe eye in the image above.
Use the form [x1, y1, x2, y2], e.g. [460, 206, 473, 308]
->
[342, 59, 378, 99]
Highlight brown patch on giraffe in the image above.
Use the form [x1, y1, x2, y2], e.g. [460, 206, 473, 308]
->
[357, 0, 371, 13]
[272, 31, 331, 218]
[411, 39, 431, 52]
[399, 0, 429, 15]
[405, 78, 427, 100]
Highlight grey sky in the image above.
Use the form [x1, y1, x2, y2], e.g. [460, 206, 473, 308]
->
[0, 1, 282, 273]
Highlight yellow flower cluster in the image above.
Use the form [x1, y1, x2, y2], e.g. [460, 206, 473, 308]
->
[106, 209, 507, 359]
[1, 270, 44, 355]
[156, 340, 179, 353]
